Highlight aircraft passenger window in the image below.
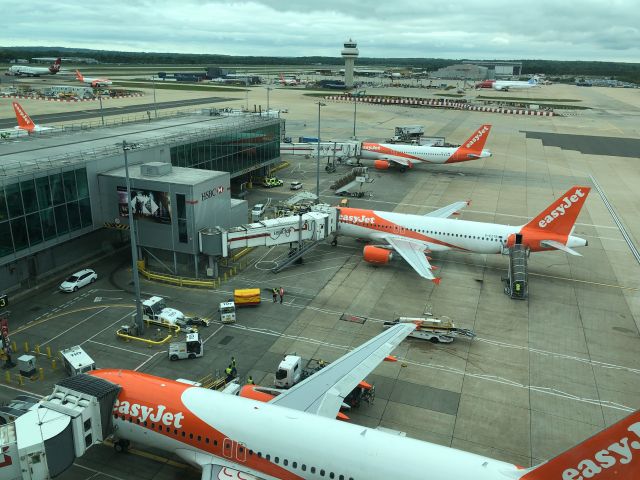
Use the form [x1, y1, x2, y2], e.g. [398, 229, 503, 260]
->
[239, 447, 244, 453]
[311, 467, 316, 473]
[340, 476, 345, 480]
[198, 435, 202, 442]
[189, 433, 193, 439]
[293, 461, 297, 468]
[214, 440, 218, 446]
[302, 464, 306, 471]
[157, 425, 162, 431]
[248, 449, 253, 455]
[275, 457, 279, 464]
[206, 438, 209, 444]
[181, 431, 185, 437]
[330, 473, 335, 479]
[321, 469, 326, 476]
[283, 459, 288, 466]
[266, 454, 270, 461]
[151, 423, 155, 429]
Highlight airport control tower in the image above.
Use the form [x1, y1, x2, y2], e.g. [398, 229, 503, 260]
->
[341, 39, 359, 88]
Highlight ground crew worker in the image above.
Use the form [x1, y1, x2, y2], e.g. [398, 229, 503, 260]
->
[225, 365, 233, 382]
[515, 282, 521, 296]
[247, 376, 254, 385]
[231, 356, 236, 369]
[279, 286, 285, 304]
[272, 287, 278, 303]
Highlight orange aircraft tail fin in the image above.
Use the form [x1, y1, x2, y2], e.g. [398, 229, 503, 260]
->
[523, 186, 591, 236]
[49, 57, 61, 73]
[461, 124, 491, 154]
[75, 69, 84, 81]
[13, 102, 35, 131]
[520, 410, 640, 480]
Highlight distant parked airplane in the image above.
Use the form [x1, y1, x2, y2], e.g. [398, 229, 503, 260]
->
[359, 125, 492, 172]
[493, 76, 539, 91]
[6, 58, 61, 77]
[75, 70, 113, 87]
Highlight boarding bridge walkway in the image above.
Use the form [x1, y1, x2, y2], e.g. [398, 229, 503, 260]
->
[504, 244, 528, 299]
[0, 374, 121, 480]
[199, 205, 339, 271]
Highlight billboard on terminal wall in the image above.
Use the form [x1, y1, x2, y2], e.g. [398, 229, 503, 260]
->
[117, 187, 171, 224]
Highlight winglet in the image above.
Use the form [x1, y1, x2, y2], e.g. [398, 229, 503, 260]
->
[384, 355, 397, 362]
[432, 277, 442, 286]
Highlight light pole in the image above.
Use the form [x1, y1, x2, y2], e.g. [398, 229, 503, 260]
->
[352, 96, 357, 139]
[123, 140, 144, 334]
[151, 77, 158, 118]
[245, 89, 249, 111]
[316, 101, 326, 202]
[98, 94, 105, 126]
[266, 86, 272, 113]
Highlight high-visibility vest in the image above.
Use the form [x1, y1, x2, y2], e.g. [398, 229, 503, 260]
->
[225, 367, 232, 375]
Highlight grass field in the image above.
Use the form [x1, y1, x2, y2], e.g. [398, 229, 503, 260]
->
[477, 95, 582, 102]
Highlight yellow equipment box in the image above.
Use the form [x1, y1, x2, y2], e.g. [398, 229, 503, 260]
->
[234, 288, 261, 307]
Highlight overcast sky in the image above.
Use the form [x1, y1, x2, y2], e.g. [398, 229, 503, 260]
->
[2, 1, 639, 62]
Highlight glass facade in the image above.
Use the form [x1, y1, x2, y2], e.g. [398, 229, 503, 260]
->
[170, 124, 280, 175]
[0, 168, 92, 258]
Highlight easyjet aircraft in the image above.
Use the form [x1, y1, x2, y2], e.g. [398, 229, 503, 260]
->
[87, 323, 640, 480]
[75, 69, 113, 87]
[334, 185, 590, 283]
[359, 124, 492, 171]
[0, 102, 54, 139]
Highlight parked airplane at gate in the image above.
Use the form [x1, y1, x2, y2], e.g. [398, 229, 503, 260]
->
[6, 58, 61, 76]
[334, 185, 591, 283]
[493, 76, 539, 91]
[279, 73, 301, 86]
[359, 124, 492, 171]
[0, 102, 54, 139]
[75, 69, 112, 87]
[86, 323, 640, 480]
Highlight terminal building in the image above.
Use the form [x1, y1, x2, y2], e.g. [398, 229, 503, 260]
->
[0, 112, 281, 292]
[430, 64, 489, 80]
[461, 60, 523, 78]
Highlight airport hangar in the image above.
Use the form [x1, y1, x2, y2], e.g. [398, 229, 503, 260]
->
[0, 112, 282, 293]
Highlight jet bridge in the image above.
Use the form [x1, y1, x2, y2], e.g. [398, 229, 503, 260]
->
[199, 205, 339, 272]
[0, 374, 120, 480]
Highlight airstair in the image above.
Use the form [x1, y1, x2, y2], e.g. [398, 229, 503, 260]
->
[504, 242, 528, 300]
[331, 167, 371, 197]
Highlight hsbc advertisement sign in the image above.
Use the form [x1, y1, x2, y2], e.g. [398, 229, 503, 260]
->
[201, 185, 225, 202]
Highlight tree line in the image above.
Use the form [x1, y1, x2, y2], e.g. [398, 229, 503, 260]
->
[1, 47, 638, 82]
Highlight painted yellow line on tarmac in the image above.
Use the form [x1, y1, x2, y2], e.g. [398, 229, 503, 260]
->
[14, 304, 135, 334]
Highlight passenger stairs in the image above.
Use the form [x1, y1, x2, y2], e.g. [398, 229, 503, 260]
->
[504, 243, 528, 300]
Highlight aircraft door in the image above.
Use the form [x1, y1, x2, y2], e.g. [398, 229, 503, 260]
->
[236, 443, 247, 462]
[222, 438, 234, 458]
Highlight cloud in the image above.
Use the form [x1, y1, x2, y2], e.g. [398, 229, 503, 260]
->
[1, 0, 639, 61]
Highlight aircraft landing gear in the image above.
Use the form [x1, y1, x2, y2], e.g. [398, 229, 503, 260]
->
[114, 439, 130, 453]
[331, 237, 338, 247]
[399, 166, 407, 173]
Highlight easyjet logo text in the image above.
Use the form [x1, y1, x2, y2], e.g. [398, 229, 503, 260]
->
[465, 126, 489, 149]
[538, 189, 585, 228]
[363, 144, 380, 151]
[562, 421, 640, 480]
[113, 399, 184, 429]
[15, 107, 30, 125]
[340, 214, 375, 225]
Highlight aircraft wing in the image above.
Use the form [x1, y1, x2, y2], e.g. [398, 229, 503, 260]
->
[384, 235, 438, 282]
[269, 323, 415, 419]
[424, 201, 469, 218]
[176, 449, 260, 480]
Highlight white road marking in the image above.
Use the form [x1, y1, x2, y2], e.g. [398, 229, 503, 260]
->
[86, 340, 151, 357]
[81, 309, 137, 345]
[40, 307, 109, 347]
[202, 325, 225, 345]
[134, 351, 162, 371]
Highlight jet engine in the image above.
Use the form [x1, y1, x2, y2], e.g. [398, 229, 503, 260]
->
[363, 245, 393, 264]
[373, 160, 391, 170]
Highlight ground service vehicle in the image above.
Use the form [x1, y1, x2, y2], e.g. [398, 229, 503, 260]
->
[219, 302, 236, 324]
[233, 288, 261, 306]
[169, 333, 203, 361]
[290, 181, 303, 190]
[251, 203, 266, 221]
[59, 268, 97, 292]
[261, 177, 283, 188]
[384, 317, 476, 343]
